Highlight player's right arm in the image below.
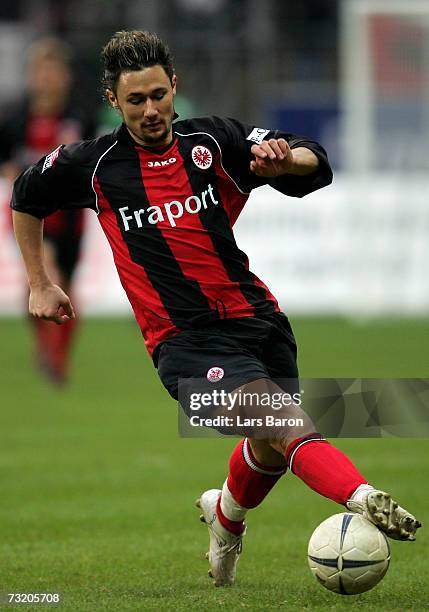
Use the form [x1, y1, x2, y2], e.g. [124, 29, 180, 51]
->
[11, 140, 100, 323]
[13, 211, 75, 324]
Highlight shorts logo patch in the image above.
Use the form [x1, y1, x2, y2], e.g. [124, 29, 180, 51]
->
[42, 146, 61, 173]
[192, 145, 213, 169]
[246, 127, 270, 144]
[207, 366, 224, 383]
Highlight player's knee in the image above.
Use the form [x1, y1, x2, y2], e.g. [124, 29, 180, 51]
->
[248, 438, 287, 467]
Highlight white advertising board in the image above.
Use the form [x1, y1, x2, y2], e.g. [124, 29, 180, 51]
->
[1, 175, 428, 316]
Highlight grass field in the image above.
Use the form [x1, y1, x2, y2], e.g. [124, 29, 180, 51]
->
[0, 316, 428, 611]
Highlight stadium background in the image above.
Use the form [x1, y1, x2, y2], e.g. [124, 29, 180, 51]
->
[0, 1, 428, 610]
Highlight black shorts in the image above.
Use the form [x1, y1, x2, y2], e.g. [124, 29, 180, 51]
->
[44, 210, 84, 281]
[44, 234, 81, 281]
[156, 312, 299, 409]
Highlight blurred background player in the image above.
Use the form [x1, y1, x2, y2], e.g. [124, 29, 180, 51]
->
[0, 37, 95, 384]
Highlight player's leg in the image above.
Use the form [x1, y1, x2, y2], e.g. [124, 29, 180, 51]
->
[241, 370, 369, 511]
[220, 378, 368, 521]
[261, 314, 421, 542]
[197, 374, 364, 586]
[196, 373, 309, 586]
[51, 213, 83, 383]
[216, 390, 421, 550]
[156, 325, 289, 586]
[196, 435, 287, 586]
[270, 432, 421, 541]
[50, 276, 77, 383]
[191, 315, 304, 586]
[31, 238, 64, 383]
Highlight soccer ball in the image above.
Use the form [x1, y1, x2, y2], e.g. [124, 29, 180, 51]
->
[308, 513, 390, 595]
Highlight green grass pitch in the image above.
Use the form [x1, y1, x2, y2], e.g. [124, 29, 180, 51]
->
[0, 316, 428, 611]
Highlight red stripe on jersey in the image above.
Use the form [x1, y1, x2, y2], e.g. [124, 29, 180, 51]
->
[213, 158, 280, 312]
[137, 144, 255, 316]
[253, 275, 280, 311]
[93, 176, 178, 354]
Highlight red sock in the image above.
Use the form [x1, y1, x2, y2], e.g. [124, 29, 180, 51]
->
[216, 439, 286, 534]
[217, 439, 286, 534]
[33, 318, 56, 365]
[32, 314, 77, 382]
[285, 434, 367, 505]
[52, 316, 78, 378]
[227, 438, 287, 508]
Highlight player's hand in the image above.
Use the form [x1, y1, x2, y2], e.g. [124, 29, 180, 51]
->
[250, 138, 295, 177]
[29, 283, 75, 325]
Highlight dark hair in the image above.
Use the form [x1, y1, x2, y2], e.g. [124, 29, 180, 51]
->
[101, 30, 174, 94]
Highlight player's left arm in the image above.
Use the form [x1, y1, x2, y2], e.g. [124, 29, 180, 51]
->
[250, 138, 319, 177]
[206, 118, 333, 198]
[250, 134, 333, 198]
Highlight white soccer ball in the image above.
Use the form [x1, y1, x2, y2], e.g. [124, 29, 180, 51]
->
[308, 513, 390, 595]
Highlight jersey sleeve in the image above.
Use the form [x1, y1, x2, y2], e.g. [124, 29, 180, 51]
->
[209, 116, 333, 197]
[11, 141, 96, 219]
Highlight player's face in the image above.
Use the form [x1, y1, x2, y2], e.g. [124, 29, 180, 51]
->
[107, 65, 177, 148]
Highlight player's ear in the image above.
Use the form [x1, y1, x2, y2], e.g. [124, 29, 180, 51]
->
[106, 88, 118, 109]
[171, 74, 177, 95]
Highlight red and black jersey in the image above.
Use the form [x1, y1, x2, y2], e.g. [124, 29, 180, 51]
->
[11, 116, 333, 357]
